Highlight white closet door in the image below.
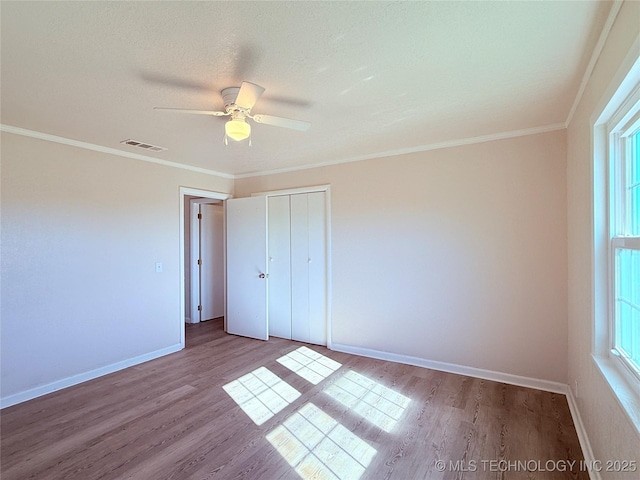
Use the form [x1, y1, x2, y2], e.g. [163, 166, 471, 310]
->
[307, 192, 327, 345]
[226, 196, 268, 341]
[290, 194, 310, 342]
[268, 196, 292, 339]
[290, 192, 327, 345]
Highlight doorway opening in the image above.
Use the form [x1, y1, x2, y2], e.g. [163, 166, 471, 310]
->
[188, 198, 224, 324]
[179, 187, 230, 349]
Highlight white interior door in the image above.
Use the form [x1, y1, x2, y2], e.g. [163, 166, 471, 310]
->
[226, 196, 269, 340]
[200, 203, 224, 321]
[189, 201, 201, 323]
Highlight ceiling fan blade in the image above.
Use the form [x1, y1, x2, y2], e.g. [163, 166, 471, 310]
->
[252, 114, 311, 132]
[140, 72, 212, 92]
[154, 107, 228, 116]
[234, 82, 265, 110]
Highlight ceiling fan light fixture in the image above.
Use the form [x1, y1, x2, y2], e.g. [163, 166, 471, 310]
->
[225, 118, 251, 141]
[156, 81, 310, 144]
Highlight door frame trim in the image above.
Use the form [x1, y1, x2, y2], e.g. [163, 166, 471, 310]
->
[179, 187, 231, 348]
[251, 185, 333, 349]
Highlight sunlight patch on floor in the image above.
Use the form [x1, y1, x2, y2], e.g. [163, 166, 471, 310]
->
[267, 402, 376, 480]
[277, 346, 342, 385]
[323, 370, 410, 432]
[223, 366, 301, 426]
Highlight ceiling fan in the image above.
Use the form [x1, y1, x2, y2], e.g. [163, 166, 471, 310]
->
[154, 81, 311, 144]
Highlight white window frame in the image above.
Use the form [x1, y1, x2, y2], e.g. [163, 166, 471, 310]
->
[591, 49, 640, 435]
[608, 99, 640, 382]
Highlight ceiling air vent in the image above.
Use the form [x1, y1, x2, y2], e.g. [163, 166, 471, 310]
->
[120, 139, 167, 152]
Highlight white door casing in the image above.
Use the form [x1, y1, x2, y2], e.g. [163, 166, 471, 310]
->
[179, 187, 230, 348]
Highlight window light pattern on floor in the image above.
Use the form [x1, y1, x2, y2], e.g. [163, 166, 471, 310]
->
[323, 370, 410, 432]
[223, 366, 301, 426]
[267, 402, 376, 480]
[277, 346, 342, 385]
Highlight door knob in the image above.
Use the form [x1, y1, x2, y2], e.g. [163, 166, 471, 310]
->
[259, 273, 268, 279]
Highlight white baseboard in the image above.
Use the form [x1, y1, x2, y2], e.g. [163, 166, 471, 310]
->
[2, 337, 598, 479]
[0, 344, 183, 409]
[566, 388, 601, 480]
[330, 343, 568, 394]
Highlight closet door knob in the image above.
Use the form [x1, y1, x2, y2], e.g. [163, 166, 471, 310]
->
[259, 273, 268, 279]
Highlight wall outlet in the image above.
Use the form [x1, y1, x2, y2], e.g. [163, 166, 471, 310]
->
[155, 262, 163, 273]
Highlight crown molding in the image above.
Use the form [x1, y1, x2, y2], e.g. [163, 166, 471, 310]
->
[0, 124, 234, 179]
[3, 121, 567, 181]
[235, 122, 567, 179]
[565, 0, 624, 127]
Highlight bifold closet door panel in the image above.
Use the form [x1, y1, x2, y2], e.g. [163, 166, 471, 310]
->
[307, 192, 327, 345]
[291, 192, 327, 345]
[290, 194, 310, 342]
[268, 196, 292, 339]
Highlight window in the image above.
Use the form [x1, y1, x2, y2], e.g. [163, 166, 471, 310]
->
[610, 115, 640, 380]
[592, 56, 640, 433]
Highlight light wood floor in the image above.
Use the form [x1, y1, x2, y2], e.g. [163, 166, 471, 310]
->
[1, 320, 586, 479]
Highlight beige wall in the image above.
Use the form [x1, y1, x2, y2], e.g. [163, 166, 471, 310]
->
[566, 0, 640, 473]
[0, 132, 233, 401]
[3, 128, 569, 403]
[236, 130, 568, 383]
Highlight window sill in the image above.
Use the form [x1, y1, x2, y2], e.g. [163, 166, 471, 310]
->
[592, 354, 640, 439]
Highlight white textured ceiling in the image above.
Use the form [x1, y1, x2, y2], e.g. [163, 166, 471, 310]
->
[1, 1, 612, 176]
